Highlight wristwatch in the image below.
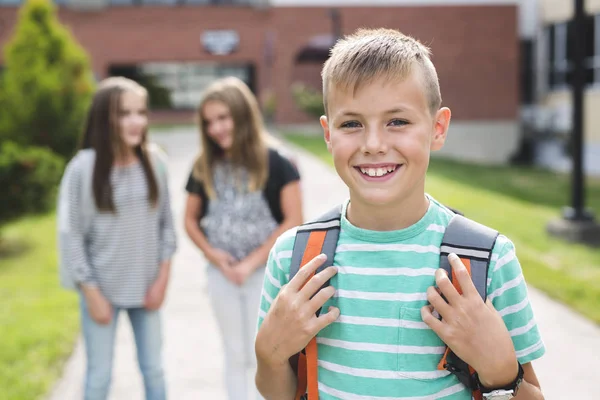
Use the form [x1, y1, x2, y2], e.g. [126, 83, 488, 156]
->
[482, 389, 516, 400]
[476, 362, 524, 400]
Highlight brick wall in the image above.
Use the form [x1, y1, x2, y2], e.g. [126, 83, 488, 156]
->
[0, 4, 518, 124]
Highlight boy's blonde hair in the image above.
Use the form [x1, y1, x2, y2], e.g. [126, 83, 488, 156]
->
[321, 28, 442, 116]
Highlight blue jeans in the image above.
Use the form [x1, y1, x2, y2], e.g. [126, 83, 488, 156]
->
[79, 296, 166, 400]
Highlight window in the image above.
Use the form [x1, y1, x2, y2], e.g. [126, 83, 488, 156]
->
[546, 16, 595, 90]
[108, 62, 255, 110]
[546, 22, 570, 88]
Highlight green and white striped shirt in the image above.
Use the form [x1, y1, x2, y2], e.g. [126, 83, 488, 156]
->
[258, 196, 545, 399]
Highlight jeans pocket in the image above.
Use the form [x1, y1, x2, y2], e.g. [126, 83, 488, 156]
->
[397, 307, 446, 373]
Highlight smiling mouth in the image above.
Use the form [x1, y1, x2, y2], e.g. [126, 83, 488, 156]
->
[356, 165, 401, 177]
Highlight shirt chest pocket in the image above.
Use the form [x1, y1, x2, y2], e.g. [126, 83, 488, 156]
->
[397, 307, 447, 373]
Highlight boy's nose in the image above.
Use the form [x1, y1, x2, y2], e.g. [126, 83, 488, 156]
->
[362, 129, 388, 154]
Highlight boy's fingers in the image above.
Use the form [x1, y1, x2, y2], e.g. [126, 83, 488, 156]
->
[448, 253, 478, 299]
[421, 305, 444, 333]
[435, 268, 460, 305]
[308, 285, 336, 314]
[287, 254, 328, 292]
[313, 306, 340, 332]
[426, 286, 452, 319]
[299, 265, 338, 301]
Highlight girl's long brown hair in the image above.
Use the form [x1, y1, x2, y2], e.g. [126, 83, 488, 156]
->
[193, 77, 269, 198]
[80, 77, 158, 212]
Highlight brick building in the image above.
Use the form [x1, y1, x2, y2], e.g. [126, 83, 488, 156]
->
[0, 0, 522, 164]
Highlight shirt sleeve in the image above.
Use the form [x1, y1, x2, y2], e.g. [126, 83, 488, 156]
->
[487, 236, 546, 365]
[276, 150, 301, 186]
[158, 165, 177, 263]
[257, 227, 298, 330]
[185, 171, 208, 196]
[62, 157, 97, 286]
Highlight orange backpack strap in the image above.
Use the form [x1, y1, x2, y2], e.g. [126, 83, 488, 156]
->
[289, 206, 343, 400]
[437, 214, 499, 400]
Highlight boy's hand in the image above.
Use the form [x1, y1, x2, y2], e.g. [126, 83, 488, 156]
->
[421, 253, 519, 389]
[255, 254, 340, 368]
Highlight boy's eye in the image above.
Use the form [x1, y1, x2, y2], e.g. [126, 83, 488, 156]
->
[389, 119, 408, 127]
[340, 121, 362, 129]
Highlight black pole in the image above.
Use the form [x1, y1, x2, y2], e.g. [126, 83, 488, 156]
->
[568, 0, 589, 221]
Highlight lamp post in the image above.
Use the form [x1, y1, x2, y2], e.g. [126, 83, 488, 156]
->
[567, 0, 590, 221]
[547, 0, 600, 245]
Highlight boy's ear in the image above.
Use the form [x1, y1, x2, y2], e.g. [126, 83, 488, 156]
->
[320, 115, 333, 153]
[431, 107, 451, 152]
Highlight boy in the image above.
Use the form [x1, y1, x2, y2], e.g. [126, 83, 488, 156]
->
[255, 28, 545, 399]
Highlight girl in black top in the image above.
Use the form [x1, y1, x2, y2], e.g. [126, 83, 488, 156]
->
[184, 77, 303, 400]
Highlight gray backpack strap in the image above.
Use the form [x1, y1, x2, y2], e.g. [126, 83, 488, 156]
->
[289, 205, 342, 312]
[438, 214, 499, 391]
[288, 205, 343, 387]
[439, 214, 499, 301]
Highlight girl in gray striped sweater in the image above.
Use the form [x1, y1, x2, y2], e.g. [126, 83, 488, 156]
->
[58, 77, 177, 400]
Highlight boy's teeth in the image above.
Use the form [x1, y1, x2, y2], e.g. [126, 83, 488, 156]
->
[359, 166, 397, 177]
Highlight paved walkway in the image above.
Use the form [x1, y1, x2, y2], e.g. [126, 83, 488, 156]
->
[47, 128, 600, 400]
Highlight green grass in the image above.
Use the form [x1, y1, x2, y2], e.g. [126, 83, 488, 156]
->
[149, 123, 195, 133]
[0, 213, 79, 399]
[283, 132, 600, 324]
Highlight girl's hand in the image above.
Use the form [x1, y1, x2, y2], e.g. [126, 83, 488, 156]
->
[207, 248, 239, 284]
[82, 286, 113, 325]
[144, 276, 168, 310]
[232, 260, 255, 286]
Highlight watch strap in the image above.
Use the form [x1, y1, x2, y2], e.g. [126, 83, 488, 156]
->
[476, 362, 524, 395]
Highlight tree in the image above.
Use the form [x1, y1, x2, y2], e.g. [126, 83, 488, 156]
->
[0, 0, 95, 160]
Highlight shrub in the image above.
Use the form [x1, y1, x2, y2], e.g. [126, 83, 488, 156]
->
[291, 82, 325, 119]
[0, 0, 95, 160]
[0, 141, 65, 226]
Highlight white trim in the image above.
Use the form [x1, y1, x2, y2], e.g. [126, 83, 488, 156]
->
[439, 245, 490, 260]
[298, 220, 340, 231]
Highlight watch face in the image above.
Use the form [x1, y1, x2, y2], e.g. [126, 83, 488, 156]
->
[483, 391, 515, 400]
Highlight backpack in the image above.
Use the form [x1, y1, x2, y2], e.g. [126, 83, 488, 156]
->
[56, 144, 168, 290]
[288, 204, 499, 400]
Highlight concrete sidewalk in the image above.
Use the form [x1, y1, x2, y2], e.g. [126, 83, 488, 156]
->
[47, 129, 600, 400]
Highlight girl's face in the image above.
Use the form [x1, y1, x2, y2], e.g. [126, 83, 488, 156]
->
[202, 100, 235, 151]
[118, 90, 148, 149]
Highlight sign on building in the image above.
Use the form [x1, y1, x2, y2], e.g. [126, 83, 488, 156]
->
[201, 30, 240, 56]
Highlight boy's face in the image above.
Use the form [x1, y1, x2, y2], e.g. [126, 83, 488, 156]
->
[321, 69, 451, 210]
